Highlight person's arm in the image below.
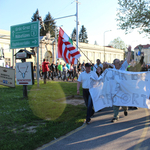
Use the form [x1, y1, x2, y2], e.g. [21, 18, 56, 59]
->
[77, 81, 81, 95]
[105, 62, 114, 68]
[127, 46, 131, 64]
[46, 62, 49, 64]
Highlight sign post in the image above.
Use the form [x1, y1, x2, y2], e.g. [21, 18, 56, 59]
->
[11, 21, 40, 97]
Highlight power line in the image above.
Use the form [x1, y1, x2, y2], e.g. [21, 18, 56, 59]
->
[53, 1, 75, 17]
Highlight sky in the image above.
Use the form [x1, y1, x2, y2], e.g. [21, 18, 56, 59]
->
[1, 0, 150, 50]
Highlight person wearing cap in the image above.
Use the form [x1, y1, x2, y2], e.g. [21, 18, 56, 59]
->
[77, 63, 98, 124]
[93, 59, 103, 72]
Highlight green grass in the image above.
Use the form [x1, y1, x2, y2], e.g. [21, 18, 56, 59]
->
[0, 80, 86, 150]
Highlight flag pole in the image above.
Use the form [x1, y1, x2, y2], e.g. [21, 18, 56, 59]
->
[73, 41, 93, 64]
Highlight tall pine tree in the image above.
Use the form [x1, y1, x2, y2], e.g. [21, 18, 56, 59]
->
[71, 28, 76, 41]
[79, 25, 88, 43]
[40, 12, 56, 37]
[31, 9, 39, 22]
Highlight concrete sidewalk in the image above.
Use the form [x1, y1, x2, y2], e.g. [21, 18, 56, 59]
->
[37, 107, 150, 150]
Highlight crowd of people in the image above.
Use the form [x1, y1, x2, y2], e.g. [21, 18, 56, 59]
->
[38, 47, 149, 124]
[39, 59, 82, 84]
[38, 58, 107, 84]
[77, 46, 149, 124]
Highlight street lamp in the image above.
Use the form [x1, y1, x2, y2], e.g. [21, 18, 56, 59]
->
[103, 30, 111, 62]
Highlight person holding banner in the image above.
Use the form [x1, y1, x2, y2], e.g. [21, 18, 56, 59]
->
[93, 59, 103, 72]
[111, 46, 131, 122]
[77, 63, 98, 124]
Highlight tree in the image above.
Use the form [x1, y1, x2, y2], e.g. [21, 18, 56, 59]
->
[79, 25, 88, 43]
[71, 28, 76, 41]
[94, 41, 98, 45]
[31, 9, 45, 36]
[31, 9, 39, 22]
[116, 0, 150, 35]
[40, 12, 56, 37]
[108, 37, 127, 50]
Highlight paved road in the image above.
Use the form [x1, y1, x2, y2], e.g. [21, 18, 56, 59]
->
[37, 107, 150, 150]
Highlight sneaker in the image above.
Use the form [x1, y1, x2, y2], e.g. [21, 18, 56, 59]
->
[124, 111, 128, 116]
[86, 119, 91, 124]
[111, 118, 119, 122]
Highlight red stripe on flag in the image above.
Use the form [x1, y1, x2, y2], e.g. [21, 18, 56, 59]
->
[59, 27, 64, 37]
[64, 41, 71, 45]
[64, 47, 69, 63]
[71, 58, 75, 64]
[71, 51, 80, 57]
[58, 36, 63, 58]
[68, 47, 76, 51]
[68, 53, 71, 60]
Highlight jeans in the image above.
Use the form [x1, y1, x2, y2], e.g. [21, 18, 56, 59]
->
[86, 94, 94, 121]
[113, 105, 128, 118]
[63, 71, 67, 81]
[83, 89, 90, 107]
[58, 71, 62, 79]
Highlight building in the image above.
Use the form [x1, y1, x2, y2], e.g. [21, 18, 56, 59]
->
[77, 43, 124, 64]
[134, 44, 150, 64]
[0, 29, 124, 67]
[0, 29, 11, 67]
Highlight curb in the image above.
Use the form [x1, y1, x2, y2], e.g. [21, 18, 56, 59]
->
[36, 123, 87, 150]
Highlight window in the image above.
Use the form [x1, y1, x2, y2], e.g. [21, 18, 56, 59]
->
[5, 58, 11, 67]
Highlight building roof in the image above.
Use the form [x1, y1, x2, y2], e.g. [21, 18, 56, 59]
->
[105, 46, 114, 48]
[134, 44, 150, 49]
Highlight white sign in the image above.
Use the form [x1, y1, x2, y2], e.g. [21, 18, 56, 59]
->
[16, 52, 27, 59]
[90, 69, 150, 112]
[0, 67, 15, 87]
[16, 62, 33, 85]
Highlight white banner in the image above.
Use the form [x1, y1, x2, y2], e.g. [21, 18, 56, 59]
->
[90, 69, 150, 112]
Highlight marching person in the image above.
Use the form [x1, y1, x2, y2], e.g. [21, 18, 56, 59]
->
[51, 61, 55, 80]
[68, 64, 74, 80]
[55, 62, 59, 76]
[58, 62, 63, 80]
[72, 64, 78, 81]
[81, 62, 85, 72]
[111, 46, 131, 122]
[93, 59, 103, 72]
[42, 59, 49, 84]
[63, 64, 68, 81]
[77, 63, 97, 124]
[48, 63, 52, 80]
[77, 62, 82, 74]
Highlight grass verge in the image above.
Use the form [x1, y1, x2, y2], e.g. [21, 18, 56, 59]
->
[0, 80, 86, 150]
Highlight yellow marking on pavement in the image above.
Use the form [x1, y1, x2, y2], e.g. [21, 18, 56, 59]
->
[134, 109, 149, 150]
[36, 123, 87, 150]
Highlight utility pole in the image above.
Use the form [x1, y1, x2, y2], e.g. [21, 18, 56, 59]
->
[76, 0, 79, 58]
[55, 26, 57, 63]
[103, 30, 111, 62]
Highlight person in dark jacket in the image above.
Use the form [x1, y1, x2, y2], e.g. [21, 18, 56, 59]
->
[51, 61, 55, 80]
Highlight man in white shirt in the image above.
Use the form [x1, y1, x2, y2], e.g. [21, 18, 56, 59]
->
[77, 63, 97, 124]
[93, 59, 103, 72]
